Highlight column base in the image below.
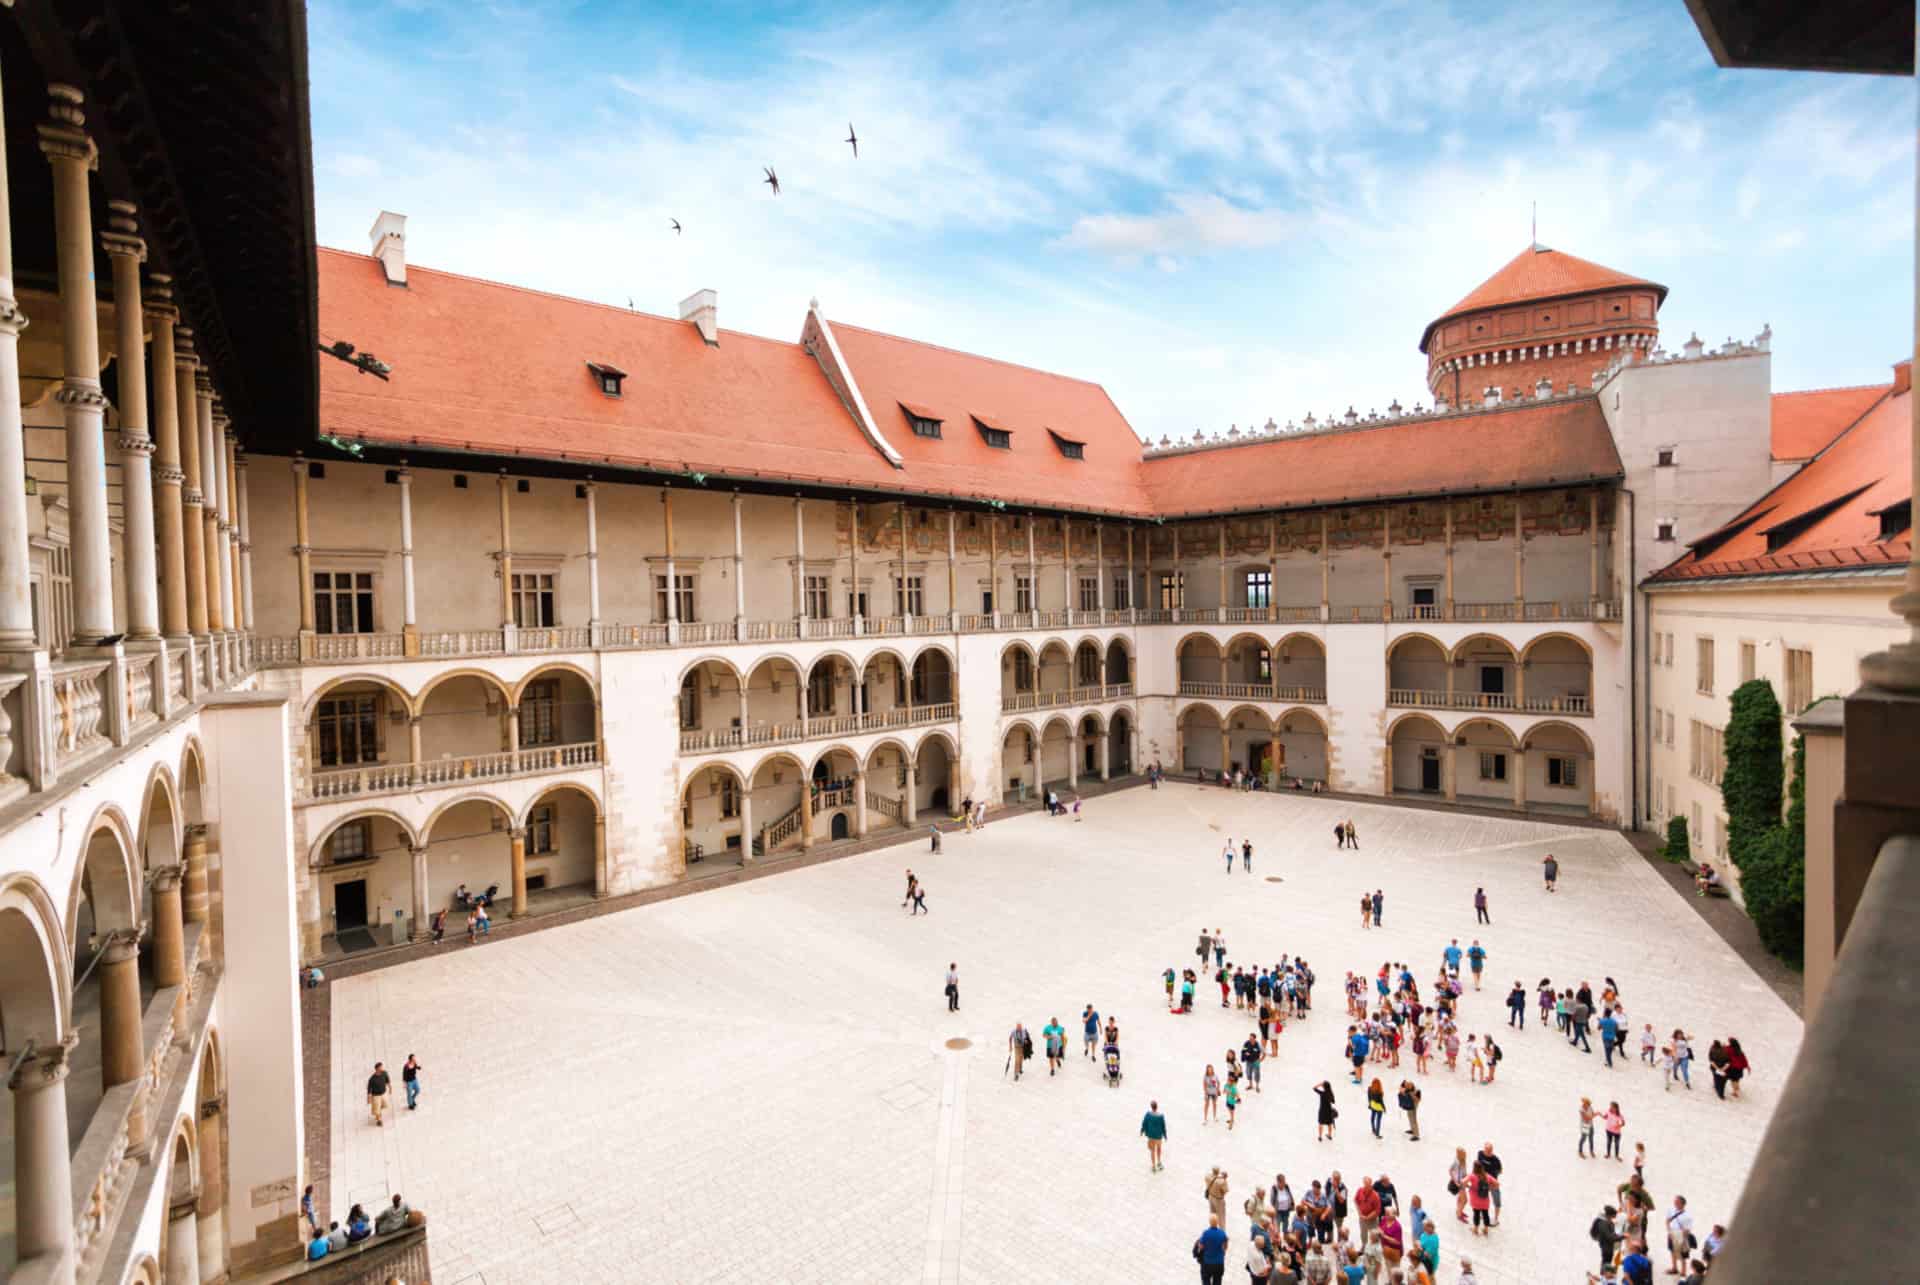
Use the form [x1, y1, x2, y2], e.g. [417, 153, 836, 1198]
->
[403, 624, 420, 657]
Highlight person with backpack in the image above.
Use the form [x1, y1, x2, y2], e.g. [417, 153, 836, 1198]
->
[1590, 1203, 1623, 1273]
[1397, 1080, 1422, 1140]
[1007, 1022, 1030, 1080]
[1194, 1213, 1228, 1285]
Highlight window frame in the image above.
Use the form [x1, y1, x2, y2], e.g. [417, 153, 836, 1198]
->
[527, 804, 555, 855]
[510, 571, 557, 629]
[519, 679, 560, 747]
[654, 572, 697, 623]
[315, 692, 382, 768]
[1244, 569, 1273, 610]
[313, 568, 378, 636]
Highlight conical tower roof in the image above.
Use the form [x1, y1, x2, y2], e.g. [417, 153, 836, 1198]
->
[1420, 245, 1666, 352]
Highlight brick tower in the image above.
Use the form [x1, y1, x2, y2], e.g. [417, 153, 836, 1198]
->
[1420, 244, 1667, 409]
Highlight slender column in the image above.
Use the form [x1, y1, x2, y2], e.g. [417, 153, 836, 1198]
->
[1513, 500, 1525, 610]
[1512, 749, 1526, 809]
[898, 501, 909, 623]
[732, 492, 746, 632]
[0, 54, 31, 652]
[102, 204, 160, 641]
[509, 830, 528, 917]
[849, 500, 862, 631]
[948, 758, 961, 809]
[1382, 506, 1393, 619]
[1444, 505, 1455, 618]
[737, 681, 750, 745]
[1267, 514, 1278, 623]
[182, 824, 210, 924]
[1588, 490, 1600, 607]
[11, 1037, 78, 1271]
[41, 87, 115, 644]
[946, 509, 958, 628]
[198, 379, 223, 631]
[1026, 516, 1037, 615]
[660, 488, 677, 639]
[150, 866, 186, 988]
[796, 669, 808, 736]
[584, 481, 602, 630]
[99, 933, 144, 1090]
[178, 333, 208, 635]
[236, 451, 254, 629]
[904, 762, 918, 825]
[739, 786, 754, 863]
[854, 768, 869, 838]
[792, 497, 805, 625]
[195, 1098, 227, 1280]
[497, 473, 515, 629]
[988, 515, 999, 624]
[1100, 726, 1112, 781]
[1443, 747, 1456, 801]
[1219, 728, 1231, 775]
[409, 842, 429, 942]
[1319, 513, 1330, 621]
[593, 814, 608, 898]
[1125, 526, 1134, 620]
[1217, 521, 1228, 622]
[398, 465, 417, 650]
[1068, 734, 1079, 789]
[505, 700, 520, 769]
[799, 777, 814, 850]
[166, 1197, 200, 1283]
[1094, 521, 1105, 613]
[290, 456, 311, 638]
[221, 422, 239, 629]
[1062, 519, 1073, 625]
[407, 715, 423, 785]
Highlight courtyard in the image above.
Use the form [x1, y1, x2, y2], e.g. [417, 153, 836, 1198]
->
[323, 786, 1802, 1284]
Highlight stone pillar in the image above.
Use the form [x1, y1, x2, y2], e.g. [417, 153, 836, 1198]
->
[1588, 489, 1600, 608]
[904, 761, 918, 825]
[849, 500, 863, 632]
[792, 497, 805, 626]
[948, 758, 961, 809]
[798, 779, 814, 850]
[1094, 521, 1105, 614]
[1512, 749, 1526, 809]
[1319, 513, 1331, 622]
[166, 1195, 201, 1284]
[222, 423, 240, 630]
[593, 814, 608, 898]
[732, 492, 747, 635]
[661, 488, 678, 641]
[407, 716, 423, 784]
[1026, 515, 1037, 615]
[1068, 735, 1079, 789]
[178, 332, 209, 636]
[1061, 518, 1074, 625]
[291, 456, 313, 641]
[10, 1036, 78, 1272]
[854, 768, 868, 838]
[197, 379, 223, 632]
[1101, 727, 1113, 781]
[0, 54, 32, 653]
[497, 472, 515, 630]
[196, 1098, 227, 1281]
[103, 203, 161, 641]
[151, 866, 186, 988]
[236, 450, 254, 630]
[1266, 514, 1279, 623]
[946, 508, 958, 629]
[409, 843, 429, 942]
[1219, 728, 1230, 776]
[739, 786, 754, 863]
[1217, 521, 1228, 622]
[1125, 525, 1134, 620]
[1443, 748, 1456, 801]
[398, 465, 418, 652]
[1513, 501, 1525, 611]
[1382, 506, 1393, 619]
[100, 932, 144, 1091]
[898, 501, 910, 623]
[584, 481, 601, 632]
[510, 830, 528, 917]
[988, 515, 999, 626]
[41, 86, 116, 645]
[182, 824, 210, 925]
[1444, 505, 1455, 618]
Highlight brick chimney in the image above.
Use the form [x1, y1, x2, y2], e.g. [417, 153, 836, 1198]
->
[1894, 359, 1912, 396]
[679, 289, 718, 346]
[369, 211, 407, 286]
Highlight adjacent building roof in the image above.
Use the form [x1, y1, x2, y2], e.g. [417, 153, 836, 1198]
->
[1420, 245, 1667, 352]
[1649, 371, 1912, 583]
[1140, 396, 1625, 518]
[1769, 382, 1891, 462]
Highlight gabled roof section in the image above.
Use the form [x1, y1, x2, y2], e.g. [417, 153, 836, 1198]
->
[1421, 245, 1666, 351]
[1142, 396, 1624, 518]
[1649, 375, 1913, 583]
[1770, 382, 1891, 461]
[898, 400, 942, 422]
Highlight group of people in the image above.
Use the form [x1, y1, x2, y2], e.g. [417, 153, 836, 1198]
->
[1197, 1169, 1481, 1285]
[1588, 1185, 1727, 1283]
[1339, 956, 1498, 1088]
[1009, 1008, 1119, 1082]
[304, 1192, 421, 1261]
[364, 1054, 425, 1127]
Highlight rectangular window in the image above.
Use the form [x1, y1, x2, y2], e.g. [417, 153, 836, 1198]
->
[1244, 570, 1272, 609]
[519, 679, 559, 747]
[1786, 647, 1814, 715]
[1255, 648, 1272, 683]
[1478, 751, 1507, 782]
[1111, 577, 1132, 610]
[1656, 520, 1675, 542]
[1739, 641, 1756, 684]
[315, 694, 380, 767]
[328, 819, 370, 863]
[1078, 576, 1099, 611]
[1015, 575, 1034, 612]
[1013, 649, 1034, 690]
[1546, 755, 1578, 788]
[1696, 636, 1715, 695]
[313, 570, 375, 635]
[980, 427, 1011, 449]
[654, 573, 696, 622]
[1656, 447, 1675, 467]
[909, 416, 942, 438]
[1410, 585, 1437, 607]
[527, 804, 555, 855]
[894, 576, 924, 616]
[719, 774, 739, 820]
[846, 590, 869, 618]
[511, 572, 556, 628]
[803, 574, 830, 619]
[678, 676, 700, 731]
[1158, 571, 1184, 610]
[1715, 816, 1729, 860]
[1691, 803, 1703, 848]
[807, 666, 835, 716]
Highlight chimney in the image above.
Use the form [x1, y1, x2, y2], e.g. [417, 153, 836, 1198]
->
[1895, 359, 1912, 396]
[679, 288, 718, 346]
[369, 211, 407, 286]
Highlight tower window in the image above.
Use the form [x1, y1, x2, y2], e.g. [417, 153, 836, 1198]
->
[1656, 447, 1676, 468]
[1656, 520, 1676, 542]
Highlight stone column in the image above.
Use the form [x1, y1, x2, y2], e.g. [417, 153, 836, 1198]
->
[947, 758, 961, 810]
[166, 1194, 201, 1284]
[1026, 516, 1037, 615]
[1443, 748, 1456, 801]
[1094, 521, 1105, 615]
[849, 500, 862, 632]
[732, 492, 747, 634]
[10, 1036, 78, 1271]
[235, 451, 254, 630]
[41, 87, 116, 645]
[1444, 504, 1455, 618]
[988, 515, 999, 626]
[947, 509, 959, 628]
[1219, 728, 1230, 776]
[1382, 507, 1394, 619]
[1125, 525, 1134, 621]
[904, 761, 918, 824]
[798, 778, 814, 850]
[150, 867, 186, 988]
[584, 481, 601, 633]
[739, 786, 754, 863]
[407, 716, 423, 785]
[0, 53, 32, 653]
[1512, 749, 1526, 810]
[182, 824, 210, 925]
[497, 472, 515, 630]
[660, 488, 677, 641]
[397, 465, 417, 653]
[222, 423, 240, 630]
[854, 768, 868, 838]
[1588, 490, 1600, 609]
[1513, 501, 1525, 612]
[195, 1097, 227, 1280]
[100, 932, 144, 1091]
[291, 456, 312, 643]
[178, 333, 209, 636]
[1068, 734, 1079, 789]
[593, 814, 608, 898]
[409, 843, 429, 942]
[510, 830, 528, 917]
[791, 497, 805, 627]
[1319, 514, 1331, 622]
[1062, 519, 1074, 625]
[898, 501, 909, 624]
[102, 203, 161, 641]
[197, 378, 223, 631]
[1217, 522, 1228, 622]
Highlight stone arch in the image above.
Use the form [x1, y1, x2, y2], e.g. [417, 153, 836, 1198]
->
[1107, 707, 1134, 775]
[746, 749, 807, 783]
[1387, 711, 1450, 796]
[675, 653, 746, 687]
[1000, 639, 1038, 697]
[510, 660, 597, 706]
[1386, 631, 1449, 662]
[123, 1255, 161, 1285]
[1104, 635, 1133, 685]
[1384, 710, 1449, 744]
[909, 645, 956, 705]
[69, 803, 141, 947]
[908, 641, 957, 672]
[0, 872, 71, 1046]
[518, 780, 603, 830]
[519, 782, 605, 892]
[807, 743, 863, 779]
[1519, 630, 1595, 665]
[857, 646, 910, 684]
[1449, 632, 1520, 665]
[415, 665, 515, 712]
[1223, 631, 1274, 657]
[1387, 632, 1450, 696]
[1223, 703, 1275, 733]
[862, 737, 913, 773]
[1454, 716, 1518, 747]
[1273, 706, 1328, 783]
[1177, 700, 1224, 774]
[1072, 638, 1103, 687]
[137, 760, 184, 873]
[301, 672, 417, 722]
[802, 649, 861, 680]
[914, 727, 959, 760]
[178, 735, 207, 827]
[421, 791, 515, 840]
[307, 808, 421, 866]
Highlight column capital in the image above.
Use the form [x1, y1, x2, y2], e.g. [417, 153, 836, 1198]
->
[36, 85, 95, 166]
[183, 488, 204, 506]
[116, 435, 156, 456]
[0, 298, 28, 336]
[407, 841, 431, 858]
[193, 372, 213, 397]
[235, 450, 249, 469]
[149, 864, 185, 893]
[156, 465, 185, 485]
[7, 1032, 79, 1090]
[174, 326, 198, 369]
[99, 199, 147, 262]
[101, 931, 141, 966]
[168, 1194, 201, 1222]
[291, 455, 308, 477]
[145, 272, 178, 323]
[55, 382, 108, 410]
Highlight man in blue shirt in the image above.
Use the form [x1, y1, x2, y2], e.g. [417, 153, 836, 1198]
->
[1196, 1215, 1229, 1284]
[1620, 1240, 1654, 1284]
[1082, 1005, 1101, 1060]
[1347, 1027, 1370, 1082]
[1467, 940, 1487, 991]
[1443, 939, 1464, 976]
[1140, 1099, 1168, 1171]
[1599, 1008, 1622, 1067]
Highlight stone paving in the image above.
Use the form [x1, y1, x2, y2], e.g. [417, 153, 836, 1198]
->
[325, 784, 1801, 1284]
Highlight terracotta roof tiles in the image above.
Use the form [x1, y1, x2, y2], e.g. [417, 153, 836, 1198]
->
[1421, 245, 1666, 351]
[1769, 383, 1891, 461]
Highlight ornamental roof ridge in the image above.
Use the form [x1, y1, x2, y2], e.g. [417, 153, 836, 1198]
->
[1139, 386, 1601, 458]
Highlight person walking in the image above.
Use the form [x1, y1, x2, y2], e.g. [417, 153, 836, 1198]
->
[1590, 1204, 1623, 1275]
[1334, 820, 1348, 850]
[1224, 1072, 1241, 1129]
[902, 868, 917, 908]
[1466, 1164, 1495, 1236]
[1506, 982, 1526, 1029]
[1448, 1149, 1470, 1224]
[1198, 928, 1214, 971]
[1473, 887, 1489, 925]
[1203, 1063, 1222, 1123]
[1083, 1005, 1101, 1060]
[1359, 892, 1373, 930]
[1707, 1040, 1729, 1099]
[1478, 1144, 1504, 1226]
[1243, 839, 1253, 872]
[911, 881, 928, 915]
[1042, 1016, 1066, 1075]
[1140, 1099, 1168, 1172]
[1214, 930, 1228, 969]
[945, 962, 960, 1011]
[1314, 1080, 1338, 1141]
[1579, 1097, 1597, 1158]
[1664, 1196, 1694, 1276]
[1542, 853, 1559, 891]
[1398, 1080, 1422, 1140]
[1207, 1167, 1231, 1225]
[1599, 1008, 1621, 1068]
[1725, 1038, 1750, 1098]
[402, 1054, 423, 1111]
[1346, 819, 1359, 850]
[366, 1062, 391, 1127]
[1371, 889, 1384, 928]
[1367, 1078, 1386, 1138]
[1603, 1101, 1625, 1160]
[1008, 1022, 1030, 1080]
[1672, 1030, 1695, 1090]
[1466, 941, 1486, 992]
[1224, 838, 1236, 874]
[1196, 1213, 1229, 1285]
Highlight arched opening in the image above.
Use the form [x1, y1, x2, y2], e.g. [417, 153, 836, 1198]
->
[1387, 635, 1448, 704]
[747, 754, 806, 858]
[0, 879, 69, 1273]
[195, 1035, 229, 1276]
[1524, 722, 1594, 815]
[312, 812, 417, 953]
[1108, 710, 1134, 775]
[1388, 713, 1449, 796]
[1223, 634, 1272, 688]
[859, 649, 910, 721]
[1000, 722, 1038, 801]
[163, 1124, 200, 1282]
[830, 812, 851, 841]
[803, 654, 858, 725]
[1036, 642, 1072, 698]
[1274, 634, 1327, 699]
[1104, 638, 1132, 687]
[423, 797, 515, 927]
[1452, 718, 1520, 808]
[304, 677, 413, 798]
[513, 664, 598, 760]
[1453, 635, 1519, 710]
[1276, 708, 1329, 786]
[910, 648, 955, 707]
[417, 672, 516, 779]
[1039, 717, 1073, 789]
[521, 784, 601, 900]
[743, 655, 807, 744]
[1077, 714, 1105, 776]
[681, 764, 747, 865]
[1177, 634, 1224, 686]
[1073, 641, 1102, 690]
[1178, 704, 1224, 777]
[679, 659, 747, 748]
[1000, 643, 1037, 705]
[1521, 635, 1595, 714]
[914, 733, 956, 816]
[138, 771, 181, 937]
[863, 740, 913, 830]
[809, 747, 861, 841]
[1223, 705, 1276, 781]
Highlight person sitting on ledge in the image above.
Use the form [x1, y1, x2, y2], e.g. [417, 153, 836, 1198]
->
[376, 1193, 413, 1235]
[307, 1226, 331, 1261]
[346, 1204, 373, 1244]
[325, 1221, 347, 1253]
[1694, 864, 1724, 897]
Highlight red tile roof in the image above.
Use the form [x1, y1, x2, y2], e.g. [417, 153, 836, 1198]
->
[1648, 382, 1912, 583]
[1421, 246, 1666, 352]
[1141, 397, 1624, 517]
[1769, 383, 1891, 461]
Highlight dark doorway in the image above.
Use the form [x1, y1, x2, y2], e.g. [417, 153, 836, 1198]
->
[982, 589, 994, 612]
[1083, 740, 1098, 773]
[931, 785, 949, 811]
[333, 879, 369, 930]
[1480, 666, 1505, 696]
[830, 811, 851, 841]
[813, 760, 830, 784]
[1421, 750, 1441, 792]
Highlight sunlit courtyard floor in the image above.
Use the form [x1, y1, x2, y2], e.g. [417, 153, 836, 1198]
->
[325, 784, 1801, 1284]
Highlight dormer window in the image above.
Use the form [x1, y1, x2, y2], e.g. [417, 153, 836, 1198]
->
[1048, 430, 1086, 461]
[587, 361, 627, 398]
[974, 415, 1013, 449]
[899, 401, 943, 439]
[1876, 498, 1912, 541]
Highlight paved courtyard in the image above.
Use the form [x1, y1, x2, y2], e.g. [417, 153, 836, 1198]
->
[325, 786, 1801, 1284]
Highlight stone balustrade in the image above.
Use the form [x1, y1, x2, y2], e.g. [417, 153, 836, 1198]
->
[677, 702, 958, 756]
[304, 739, 602, 801]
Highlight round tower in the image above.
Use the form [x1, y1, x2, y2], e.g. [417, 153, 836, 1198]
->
[1420, 244, 1667, 408]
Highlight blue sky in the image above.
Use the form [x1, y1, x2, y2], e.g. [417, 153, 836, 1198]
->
[308, 1, 1914, 442]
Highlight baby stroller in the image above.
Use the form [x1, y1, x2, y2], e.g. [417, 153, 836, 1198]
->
[1103, 1041, 1122, 1087]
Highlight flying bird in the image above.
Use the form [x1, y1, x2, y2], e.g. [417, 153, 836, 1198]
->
[763, 166, 780, 195]
[846, 123, 858, 158]
[670, 218, 682, 234]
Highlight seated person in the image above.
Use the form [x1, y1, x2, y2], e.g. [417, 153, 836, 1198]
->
[325, 1221, 347, 1253]
[345, 1204, 372, 1244]
[375, 1193, 413, 1235]
[1695, 864, 1723, 895]
[307, 1228, 331, 1261]
[453, 882, 471, 906]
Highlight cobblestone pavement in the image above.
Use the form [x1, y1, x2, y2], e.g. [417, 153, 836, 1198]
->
[326, 784, 1800, 1284]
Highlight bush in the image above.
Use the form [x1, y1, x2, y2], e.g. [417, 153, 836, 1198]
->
[1722, 680, 1784, 878]
[1738, 724, 1810, 968]
[1659, 815, 1691, 864]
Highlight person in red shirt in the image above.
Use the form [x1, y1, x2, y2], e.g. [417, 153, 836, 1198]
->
[1353, 1175, 1382, 1248]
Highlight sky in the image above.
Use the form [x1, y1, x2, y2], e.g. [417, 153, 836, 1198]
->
[307, 1, 1914, 444]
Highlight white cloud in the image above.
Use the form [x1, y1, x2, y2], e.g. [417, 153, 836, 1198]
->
[1060, 194, 1303, 257]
